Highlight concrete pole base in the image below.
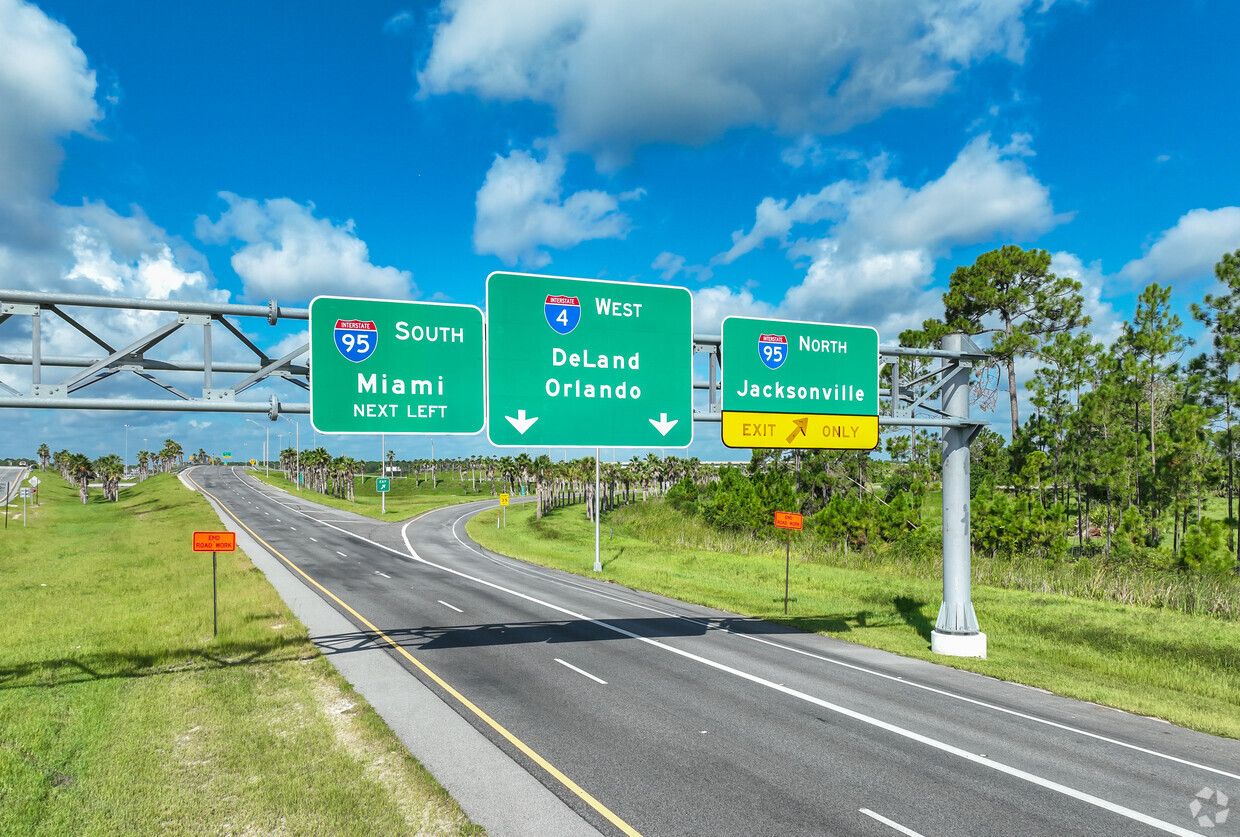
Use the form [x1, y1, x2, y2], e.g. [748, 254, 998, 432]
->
[931, 630, 987, 659]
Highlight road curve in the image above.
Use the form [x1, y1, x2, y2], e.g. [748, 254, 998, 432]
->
[187, 466, 1240, 837]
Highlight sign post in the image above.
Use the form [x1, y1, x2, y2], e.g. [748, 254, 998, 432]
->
[722, 317, 879, 450]
[774, 511, 803, 614]
[28, 475, 39, 506]
[499, 492, 509, 528]
[309, 296, 485, 436]
[19, 487, 30, 526]
[376, 476, 390, 514]
[193, 531, 236, 636]
[486, 272, 693, 449]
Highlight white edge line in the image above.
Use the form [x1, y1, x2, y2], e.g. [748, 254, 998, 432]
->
[441, 501, 1240, 785]
[207, 469, 1224, 837]
[385, 515, 1206, 837]
[555, 658, 607, 685]
[374, 571, 391, 579]
[438, 600, 464, 613]
[859, 808, 924, 837]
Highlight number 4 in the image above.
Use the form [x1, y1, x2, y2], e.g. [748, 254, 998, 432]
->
[557, 309, 568, 326]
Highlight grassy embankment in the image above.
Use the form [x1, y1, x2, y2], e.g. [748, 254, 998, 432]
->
[0, 473, 483, 836]
[467, 499, 1240, 741]
[248, 467, 497, 521]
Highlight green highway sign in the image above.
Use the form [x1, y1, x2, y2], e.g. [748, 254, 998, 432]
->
[486, 272, 693, 448]
[721, 316, 879, 450]
[309, 296, 485, 435]
[222, 451, 231, 458]
[375, 477, 390, 493]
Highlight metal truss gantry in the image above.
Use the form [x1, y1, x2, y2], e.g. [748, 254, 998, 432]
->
[0, 289, 989, 657]
[0, 290, 309, 418]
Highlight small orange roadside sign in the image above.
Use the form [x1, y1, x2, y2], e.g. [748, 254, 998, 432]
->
[193, 531, 236, 552]
[774, 511, 803, 531]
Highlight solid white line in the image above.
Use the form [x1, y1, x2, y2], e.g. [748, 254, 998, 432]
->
[396, 518, 1203, 837]
[859, 808, 924, 837]
[440, 506, 1240, 784]
[374, 571, 391, 579]
[336, 551, 346, 557]
[213, 471, 1227, 833]
[309, 537, 317, 542]
[438, 600, 464, 613]
[555, 658, 607, 685]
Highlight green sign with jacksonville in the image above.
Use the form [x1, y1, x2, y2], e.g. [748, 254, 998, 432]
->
[486, 272, 693, 448]
[721, 316, 879, 450]
[309, 295, 485, 435]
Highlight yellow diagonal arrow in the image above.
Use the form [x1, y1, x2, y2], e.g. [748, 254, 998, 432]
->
[786, 417, 809, 444]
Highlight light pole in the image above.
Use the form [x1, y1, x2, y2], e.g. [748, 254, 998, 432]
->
[245, 418, 269, 476]
[283, 416, 300, 491]
[123, 424, 130, 472]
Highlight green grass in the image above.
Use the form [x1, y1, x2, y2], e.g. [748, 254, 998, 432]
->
[0, 473, 483, 836]
[248, 467, 498, 521]
[467, 499, 1240, 740]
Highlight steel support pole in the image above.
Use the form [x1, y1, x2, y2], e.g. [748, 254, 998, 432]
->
[593, 448, 602, 572]
[203, 319, 213, 392]
[31, 308, 41, 388]
[931, 333, 986, 658]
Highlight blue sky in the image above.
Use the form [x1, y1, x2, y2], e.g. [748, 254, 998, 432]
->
[2, 0, 1239, 466]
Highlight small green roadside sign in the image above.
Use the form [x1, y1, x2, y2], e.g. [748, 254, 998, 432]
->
[309, 296, 485, 435]
[222, 451, 232, 459]
[486, 272, 693, 448]
[375, 477, 390, 493]
[721, 316, 879, 450]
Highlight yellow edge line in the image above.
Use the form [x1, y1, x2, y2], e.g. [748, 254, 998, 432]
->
[189, 469, 642, 837]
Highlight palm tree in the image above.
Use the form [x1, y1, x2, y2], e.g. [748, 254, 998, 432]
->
[94, 454, 124, 501]
[37, 443, 50, 470]
[137, 451, 150, 480]
[161, 439, 183, 472]
[69, 453, 93, 504]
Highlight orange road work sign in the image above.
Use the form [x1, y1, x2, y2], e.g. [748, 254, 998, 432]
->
[774, 511, 803, 531]
[193, 531, 236, 552]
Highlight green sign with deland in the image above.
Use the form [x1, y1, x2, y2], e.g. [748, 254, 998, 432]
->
[309, 296, 485, 435]
[486, 272, 693, 448]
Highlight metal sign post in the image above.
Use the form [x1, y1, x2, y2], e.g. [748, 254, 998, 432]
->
[774, 511, 803, 614]
[594, 449, 602, 572]
[376, 477, 390, 514]
[192, 531, 237, 637]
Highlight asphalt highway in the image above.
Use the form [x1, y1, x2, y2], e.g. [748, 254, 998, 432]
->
[186, 466, 1240, 837]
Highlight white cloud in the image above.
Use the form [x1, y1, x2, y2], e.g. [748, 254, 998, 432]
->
[473, 146, 638, 267]
[719, 134, 1063, 269]
[0, 0, 100, 252]
[700, 134, 1064, 334]
[383, 10, 415, 35]
[1119, 207, 1240, 286]
[62, 201, 219, 300]
[692, 283, 776, 333]
[418, 0, 1040, 166]
[1050, 251, 1124, 347]
[196, 193, 415, 303]
[652, 251, 712, 283]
